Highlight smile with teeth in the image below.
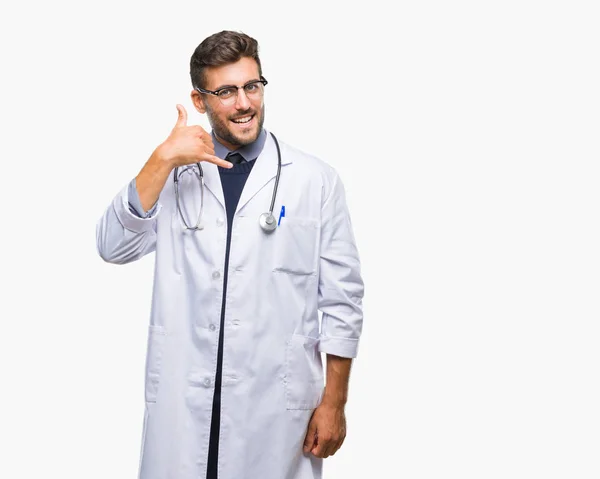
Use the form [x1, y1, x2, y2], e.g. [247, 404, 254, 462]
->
[232, 115, 254, 124]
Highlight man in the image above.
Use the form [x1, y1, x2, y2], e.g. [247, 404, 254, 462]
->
[96, 30, 364, 479]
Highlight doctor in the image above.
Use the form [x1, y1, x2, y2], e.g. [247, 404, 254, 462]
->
[96, 30, 364, 479]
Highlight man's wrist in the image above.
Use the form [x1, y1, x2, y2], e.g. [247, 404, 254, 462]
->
[320, 391, 347, 409]
[150, 144, 176, 172]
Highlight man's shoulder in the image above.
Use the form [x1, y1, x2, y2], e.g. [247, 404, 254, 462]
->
[277, 137, 336, 176]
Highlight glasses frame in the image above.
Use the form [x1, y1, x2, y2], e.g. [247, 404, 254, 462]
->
[195, 76, 268, 104]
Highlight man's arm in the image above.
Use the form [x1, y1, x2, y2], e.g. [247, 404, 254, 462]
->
[97, 104, 229, 264]
[303, 169, 364, 459]
[303, 355, 353, 459]
[322, 354, 352, 408]
[316, 171, 364, 358]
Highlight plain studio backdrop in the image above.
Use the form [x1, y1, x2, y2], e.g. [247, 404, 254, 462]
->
[1, 1, 599, 478]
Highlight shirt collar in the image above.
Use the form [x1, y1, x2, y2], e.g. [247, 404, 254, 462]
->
[212, 128, 267, 162]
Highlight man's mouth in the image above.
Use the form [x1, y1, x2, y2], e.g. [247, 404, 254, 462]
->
[231, 114, 255, 125]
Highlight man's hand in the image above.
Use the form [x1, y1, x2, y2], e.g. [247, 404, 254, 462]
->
[135, 104, 233, 211]
[156, 104, 232, 169]
[303, 401, 347, 459]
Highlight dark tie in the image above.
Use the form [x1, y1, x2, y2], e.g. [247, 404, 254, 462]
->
[225, 151, 246, 165]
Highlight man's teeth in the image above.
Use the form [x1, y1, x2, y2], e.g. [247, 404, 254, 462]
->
[232, 116, 252, 123]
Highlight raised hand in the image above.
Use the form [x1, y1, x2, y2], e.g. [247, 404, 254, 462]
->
[158, 104, 233, 169]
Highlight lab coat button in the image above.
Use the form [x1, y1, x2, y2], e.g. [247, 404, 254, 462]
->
[209, 324, 216, 331]
[204, 378, 211, 387]
[216, 218, 224, 226]
[212, 271, 220, 279]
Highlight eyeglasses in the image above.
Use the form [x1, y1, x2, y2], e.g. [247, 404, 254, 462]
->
[196, 76, 268, 106]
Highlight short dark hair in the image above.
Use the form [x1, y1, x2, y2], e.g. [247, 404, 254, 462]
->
[190, 30, 262, 89]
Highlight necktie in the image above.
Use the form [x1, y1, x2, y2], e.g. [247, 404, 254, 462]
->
[225, 152, 246, 165]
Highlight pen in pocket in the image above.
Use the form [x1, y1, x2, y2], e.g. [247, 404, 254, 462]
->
[278, 205, 285, 226]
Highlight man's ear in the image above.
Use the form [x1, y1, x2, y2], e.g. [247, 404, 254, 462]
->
[191, 89, 206, 114]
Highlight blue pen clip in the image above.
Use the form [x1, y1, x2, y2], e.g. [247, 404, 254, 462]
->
[278, 205, 285, 226]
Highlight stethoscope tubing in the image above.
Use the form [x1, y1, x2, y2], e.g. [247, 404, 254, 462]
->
[174, 132, 282, 232]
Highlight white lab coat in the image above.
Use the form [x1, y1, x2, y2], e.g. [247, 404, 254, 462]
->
[96, 131, 364, 479]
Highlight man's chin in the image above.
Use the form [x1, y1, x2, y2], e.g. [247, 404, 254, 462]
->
[227, 127, 260, 146]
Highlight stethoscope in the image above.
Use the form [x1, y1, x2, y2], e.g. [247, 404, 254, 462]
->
[174, 132, 282, 233]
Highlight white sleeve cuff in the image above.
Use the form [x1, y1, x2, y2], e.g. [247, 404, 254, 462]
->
[113, 184, 162, 233]
[318, 335, 359, 358]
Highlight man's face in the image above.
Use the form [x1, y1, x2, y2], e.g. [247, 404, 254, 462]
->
[192, 57, 265, 150]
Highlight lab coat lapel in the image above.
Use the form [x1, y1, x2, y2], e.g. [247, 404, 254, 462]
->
[202, 162, 225, 209]
[236, 132, 292, 214]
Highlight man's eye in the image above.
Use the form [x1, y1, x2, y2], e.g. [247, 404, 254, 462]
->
[218, 89, 235, 98]
[245, 83, 258, 92]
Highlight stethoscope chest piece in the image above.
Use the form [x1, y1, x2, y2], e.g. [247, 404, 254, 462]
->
[259, 212, 277, 233]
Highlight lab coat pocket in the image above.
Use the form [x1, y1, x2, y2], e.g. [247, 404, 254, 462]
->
[144, 325, 167, 403]
[273, 217, 318, 276]
[284, 334, 324, 410]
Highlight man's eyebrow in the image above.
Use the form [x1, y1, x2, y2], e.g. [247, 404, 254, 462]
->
[213, 79, 261, 90]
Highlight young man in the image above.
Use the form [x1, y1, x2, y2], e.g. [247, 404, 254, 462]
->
[96, 30, 364, 479]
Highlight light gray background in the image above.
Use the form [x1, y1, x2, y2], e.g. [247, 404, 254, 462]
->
[1, 1, 599, 478]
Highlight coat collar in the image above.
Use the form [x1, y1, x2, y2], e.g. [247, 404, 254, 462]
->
[202, 130, 292, 212]
[212, 128, 267, 163]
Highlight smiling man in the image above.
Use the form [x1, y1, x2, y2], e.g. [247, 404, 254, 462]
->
[96, 30, 364, 479]
[192, 55, 266, 149]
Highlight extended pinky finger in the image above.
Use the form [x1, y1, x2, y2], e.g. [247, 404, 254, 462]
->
[204, 155, 233, 169]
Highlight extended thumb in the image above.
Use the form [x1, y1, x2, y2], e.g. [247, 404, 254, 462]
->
[175, 104, 187, 127]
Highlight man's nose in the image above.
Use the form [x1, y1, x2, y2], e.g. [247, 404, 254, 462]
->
[235, 87, 251, 110]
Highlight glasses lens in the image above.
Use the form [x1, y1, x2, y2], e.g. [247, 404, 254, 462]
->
[244, 81, 264, 98]
[218, 88, 236, 104]
[217, 81, 266, 106]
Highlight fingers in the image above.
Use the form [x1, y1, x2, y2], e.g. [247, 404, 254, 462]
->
[328, 424, 346, 456]
[310, 441, 323, 458]
[198, 139, 215, 157]
[191, 126, 214, 152]
[308, 429, 345, 458]
[169, 105, 230, 168]
[326, 436, 344, 458]
[203, 154, 233, 169]
[312, 438, 332, 459]
[175, 104, 188, 128]
[311, 439, 336, 459]
[303, 420, 318, 454]
[191, 125, 208, 137]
